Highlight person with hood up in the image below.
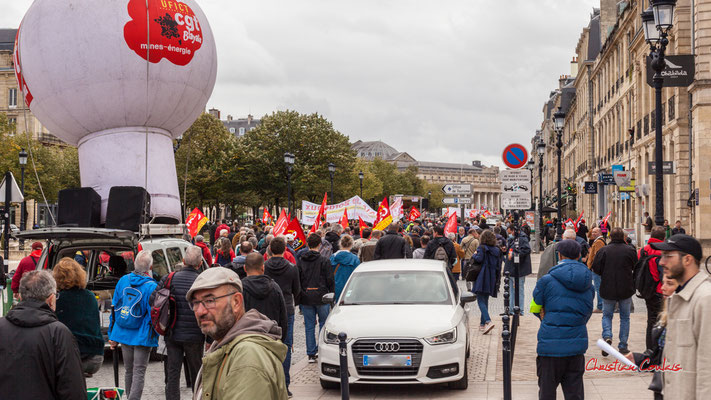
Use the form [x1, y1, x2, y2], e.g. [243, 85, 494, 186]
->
[0, 270, 87, 399]
[297, 233, 335, 363]
[188, 267, 288, 400]
[264, 236, 300, 394]
[471, 230, 501, 334]
[242, 253, 288, 342]
[108, 250, 159, 400]
[331, 235, 361, 301]
[194, 235, 212, 266]
[530, 239, 594, 399]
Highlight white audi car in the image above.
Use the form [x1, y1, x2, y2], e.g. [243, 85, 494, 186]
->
[318, 259, 475, 390]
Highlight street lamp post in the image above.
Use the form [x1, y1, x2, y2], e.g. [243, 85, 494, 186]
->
[284, 152, 295, 216]
[427, 191, 431, 214]
[641, 1, 676, 227]
[537, 140, 546, 240]
[358, 171, 364, 198]
[328, 163, 336, 202]
[553, 107, 565, 241]
[19, 149, 27, 250]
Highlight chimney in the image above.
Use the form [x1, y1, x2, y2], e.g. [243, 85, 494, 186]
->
[208, 108, 220, 119]
[247, 114, 253, 124]
[570, 57, 578, 78]
[599, 0, 617, 45]
[227, 114, 233, 121]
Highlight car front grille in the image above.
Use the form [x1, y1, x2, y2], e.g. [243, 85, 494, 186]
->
[352, 339, 423, 377]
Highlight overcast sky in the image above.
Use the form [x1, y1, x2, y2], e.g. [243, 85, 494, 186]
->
[2, 0, 599, 168]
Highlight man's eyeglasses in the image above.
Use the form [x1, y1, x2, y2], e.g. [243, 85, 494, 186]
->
[189, 292, 237, 311]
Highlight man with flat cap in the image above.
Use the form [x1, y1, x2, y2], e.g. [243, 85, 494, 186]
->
[651, 234, 711, 399]
[187, 267, 288, 400]
[530, 239, 594, 399]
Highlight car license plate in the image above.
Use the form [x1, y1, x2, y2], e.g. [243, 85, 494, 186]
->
[363, 354, 412, 367]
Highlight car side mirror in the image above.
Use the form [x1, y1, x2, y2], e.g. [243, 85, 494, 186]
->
[322, 293, 335, 305]
[459, 291, 476, 307]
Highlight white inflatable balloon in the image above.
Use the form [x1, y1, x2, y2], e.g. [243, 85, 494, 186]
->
[14, 0, 217, 222]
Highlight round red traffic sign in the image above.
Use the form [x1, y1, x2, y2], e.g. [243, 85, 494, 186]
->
[502, 144, 529, 169]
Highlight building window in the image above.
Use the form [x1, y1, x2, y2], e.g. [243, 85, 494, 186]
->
[239, 127, 245, 136]
[8, 88, 18, 108]
[229, 127, 235, 134]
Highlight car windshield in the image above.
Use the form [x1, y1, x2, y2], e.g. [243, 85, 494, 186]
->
[341, 270, 451, 305]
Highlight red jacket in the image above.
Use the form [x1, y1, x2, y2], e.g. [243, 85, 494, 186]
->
[640, 237, 663, 294]
[264, 250, 296, 264]
[195, 241, 212, 265]
[11, 249, 43, 294]
[214, 224, 230, 240]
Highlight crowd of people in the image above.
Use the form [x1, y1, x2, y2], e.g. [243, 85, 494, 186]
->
[0, 211, 708, 400]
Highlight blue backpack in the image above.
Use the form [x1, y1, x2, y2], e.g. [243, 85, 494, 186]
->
[116, 282, 149, 329]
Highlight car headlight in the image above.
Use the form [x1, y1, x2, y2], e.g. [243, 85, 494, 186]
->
[324, 329, 340, 345]
[424, 328, 457, 345]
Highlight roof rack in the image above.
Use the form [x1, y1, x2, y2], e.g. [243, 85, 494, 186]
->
[139, 224, 186, 237]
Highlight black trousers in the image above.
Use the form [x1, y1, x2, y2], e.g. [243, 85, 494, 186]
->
[165, 339, 204, 400]
[645, 295, 663, 350]
[536, 355, 585, 400]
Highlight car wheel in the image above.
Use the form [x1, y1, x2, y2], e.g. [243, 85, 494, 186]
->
[448, 362, 468, 390]
[320, 378, 340, 390]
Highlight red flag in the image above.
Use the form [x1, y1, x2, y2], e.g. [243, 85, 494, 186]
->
[602, 211, 612, 226]
[373, 197, 393, 231]
[444, 210, 457, 236]
[574, 210, 584, 232]
[408, 207, 421, 222]
[285, 217, 308, 250]
[309, 192, 328, 234]
[273, 210, 289, 236]
[358, 216, 368, 233]
[185, 208, 208, 237]
[262, 208, 273, 225]
[339, 209, 349, 229]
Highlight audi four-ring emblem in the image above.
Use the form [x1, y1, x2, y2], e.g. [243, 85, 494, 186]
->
[374, 342, 400, 352]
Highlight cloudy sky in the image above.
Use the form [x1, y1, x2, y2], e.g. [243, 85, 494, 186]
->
[2, 0, 599, 168]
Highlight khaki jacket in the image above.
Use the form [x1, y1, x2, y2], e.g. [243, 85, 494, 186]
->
[586, 237, 605, 269]
[460, 236, 479, 260]
[663, 270, 711, 399]
[194, 310, 288, 400]
[452, 243, 464, 274]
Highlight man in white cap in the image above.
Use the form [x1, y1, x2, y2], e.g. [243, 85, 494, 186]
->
[187, 267, 288, 399]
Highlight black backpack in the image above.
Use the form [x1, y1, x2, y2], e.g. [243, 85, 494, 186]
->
[633, 248, 662, 299]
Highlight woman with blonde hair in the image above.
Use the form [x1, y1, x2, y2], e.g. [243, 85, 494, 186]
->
[53, 257, 104, 377]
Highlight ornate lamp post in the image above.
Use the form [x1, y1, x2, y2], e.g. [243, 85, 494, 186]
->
[553, 107, 565, 241]
[641, 0, 676, 226]
[18, 149, 27, 250]
[358, 171, 364, 198]
[328, 163, 336, 202]
[284, 152, 295, 216]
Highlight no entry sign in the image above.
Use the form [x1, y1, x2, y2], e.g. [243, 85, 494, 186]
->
[502, 144, 528, 169]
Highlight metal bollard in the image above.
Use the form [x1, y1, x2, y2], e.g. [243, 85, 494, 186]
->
[501, 314, 512, 400]
[338, 332, 349, 400]
[502, 271, 511, 315]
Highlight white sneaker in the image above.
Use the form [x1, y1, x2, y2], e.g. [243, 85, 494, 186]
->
[482, 322, 495, 335]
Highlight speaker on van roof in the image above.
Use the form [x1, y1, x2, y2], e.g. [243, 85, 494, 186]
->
[105, 186, 151, 232]
[57, 187, 101, 227]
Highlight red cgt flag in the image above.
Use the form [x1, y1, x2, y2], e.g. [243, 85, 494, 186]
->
[574, 210, 584, 232]
[408, 207, 421, 222]
[444, 210, 458, 236]
[262, 208, 273, 225]
[185, 208, 208, 237]
[309, 192, 328, 234]
[373, 197, 393, 231]
[273, 210, 289, 236]
[285, 217, 308, 250]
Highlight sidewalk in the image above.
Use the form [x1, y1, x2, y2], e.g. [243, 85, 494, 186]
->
[291, 252, 657, 399]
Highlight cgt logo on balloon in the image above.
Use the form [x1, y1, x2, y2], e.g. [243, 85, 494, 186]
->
[124, 0, 204, 65]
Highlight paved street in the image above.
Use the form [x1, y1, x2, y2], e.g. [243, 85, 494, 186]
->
[83, 254, 657, 399]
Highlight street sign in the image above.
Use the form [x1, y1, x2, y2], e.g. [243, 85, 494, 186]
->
[646, 55, 695, 88]
[584, 181, 598, 194]
[614, 171, 632, 187]
[501, 143, 529, 169]
[442, 197, 472, 204]
[0, 172, 24, 204]
[501, 193, 531, 210]
[441, 184, 472, 195]
[619, 179, 636, 192]
[500, 169, 531, 193]
[598, 173, 614, 184]
[647, 161, 675, 175]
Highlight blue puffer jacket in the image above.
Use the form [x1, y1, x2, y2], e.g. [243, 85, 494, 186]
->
[109, 272, 159, 347]
[330, 250, 360, 302]
[530, 259, 594, 357]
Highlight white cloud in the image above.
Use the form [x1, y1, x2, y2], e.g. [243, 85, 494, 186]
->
[2, 0, 599, 168]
